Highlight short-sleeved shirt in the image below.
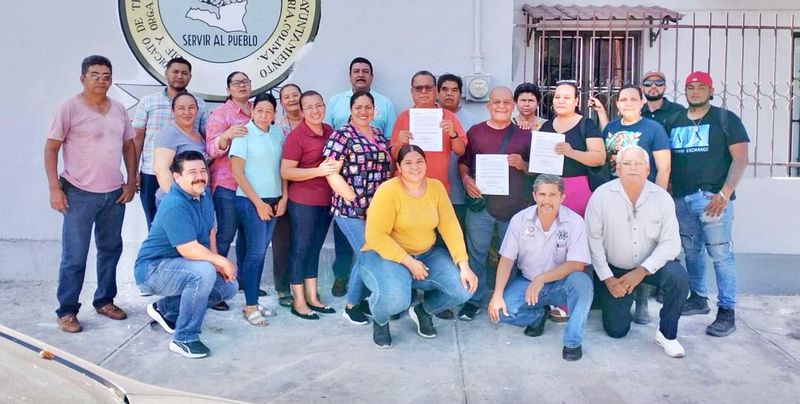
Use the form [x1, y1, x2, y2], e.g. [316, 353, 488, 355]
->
[325, 89, 397, 137]
[154, 125, 208, 199]
[134, 184, 215, 284]
[459, 122, 532, 222]
[322, 124, 392, 218]
[229, 121, 284, 198]
[206, 99, 252, 191]
[499, 205, 590, 281]
[538, 117, 603, 178]
[132, 89, 208, 175]
[281, 121, 334, 206]
[47, 95, 135, 193]
[391, 108, 468, 192]
[641, 97, 685, 129]
[448, 107, 481, 205]
[602, 117, 670, 181]
[665, 106, 750, 199]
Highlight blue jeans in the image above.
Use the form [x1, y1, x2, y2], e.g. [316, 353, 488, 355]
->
[137, 258, 238, 343]
[499, 272, 593, 348]
[332, 222, 354, 280]
[675, 191, 737, 309]
[334, 215, 368, 305]
[56, 181, 125, 318]
[465, 208, 510, 306]
[213, 187, 246, 270]
[139, 172, 158, 229]
[271, 215, 291, 294]
[287, 201, 332, 285]
[358, 247, 474, 326]
[235, 196, 280, 305]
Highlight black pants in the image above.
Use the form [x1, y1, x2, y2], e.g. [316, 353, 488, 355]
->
[597, 260, 688, 339]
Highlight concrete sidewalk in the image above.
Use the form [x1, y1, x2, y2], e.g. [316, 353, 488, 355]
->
[1, 279, 798, 403]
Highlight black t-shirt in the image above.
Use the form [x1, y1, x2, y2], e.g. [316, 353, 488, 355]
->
[641, 97, 686, 129]
[664, 106, 750, 198]
[539, 117, 603, 177]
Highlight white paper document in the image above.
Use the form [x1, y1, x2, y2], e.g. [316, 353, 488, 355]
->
[528, 131, 565, 175]
[475, 154, 509, 196]
[409, 108, 443, 152]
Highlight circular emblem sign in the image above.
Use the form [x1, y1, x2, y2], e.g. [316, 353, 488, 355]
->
[119, 0, 320, 101]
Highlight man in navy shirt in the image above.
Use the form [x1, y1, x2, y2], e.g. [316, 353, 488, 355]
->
[135, 151, 238, 358]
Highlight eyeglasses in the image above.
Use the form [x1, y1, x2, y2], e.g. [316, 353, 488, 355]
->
[230, 79, 252, 87]
[412, 85, 435, 93]
[620, 160, 646, 167]
[87, 73, 112, 82]
[490, 100, 514, 108]
[642, 79, 666, 87]
[555, 79, 578, 85]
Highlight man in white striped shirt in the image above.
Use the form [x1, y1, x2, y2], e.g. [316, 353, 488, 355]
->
[585, 145, 689, 358]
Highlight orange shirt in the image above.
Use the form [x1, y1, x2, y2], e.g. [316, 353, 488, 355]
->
[390, 108, 467, 191]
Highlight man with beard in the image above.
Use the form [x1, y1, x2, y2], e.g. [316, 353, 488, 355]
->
[134, 151, 238, 358]
[664, 71, 749, 337]
[640, 70, 685, 128]
[133, 57, 209, 229]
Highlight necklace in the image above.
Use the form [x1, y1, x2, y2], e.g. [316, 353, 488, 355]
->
[690, 116, 704, 134]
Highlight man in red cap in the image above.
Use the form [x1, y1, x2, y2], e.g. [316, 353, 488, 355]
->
[663, 71, 750, 337]
[640, 70, 686, 128]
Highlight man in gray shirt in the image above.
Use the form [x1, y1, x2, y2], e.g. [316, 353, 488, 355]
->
[585, 145, 689, 358]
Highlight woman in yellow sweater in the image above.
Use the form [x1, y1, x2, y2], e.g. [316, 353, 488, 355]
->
[359, 144, 478, 348]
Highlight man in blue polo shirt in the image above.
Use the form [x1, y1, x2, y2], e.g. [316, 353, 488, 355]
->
[135, 151, 238, 358]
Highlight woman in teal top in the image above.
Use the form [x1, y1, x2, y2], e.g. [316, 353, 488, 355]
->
[230, 92, 288, 326]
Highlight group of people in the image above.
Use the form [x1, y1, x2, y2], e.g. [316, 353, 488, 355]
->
[45, 54, 749, 361]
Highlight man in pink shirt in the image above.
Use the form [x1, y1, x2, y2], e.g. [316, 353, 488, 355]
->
[44, 55, 137, 333]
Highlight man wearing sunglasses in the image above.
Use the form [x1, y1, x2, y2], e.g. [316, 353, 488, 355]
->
[640, 71, 686, 128]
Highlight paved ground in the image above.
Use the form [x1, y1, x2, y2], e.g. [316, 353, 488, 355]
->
[1, 275, 799, 403]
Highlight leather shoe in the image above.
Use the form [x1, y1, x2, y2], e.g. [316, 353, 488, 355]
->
[96, 303, 127, 320]
[58, 313, 82, 333]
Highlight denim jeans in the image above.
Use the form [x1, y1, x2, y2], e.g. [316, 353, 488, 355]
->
[499, 271, 593, 348]
[287, 201, 333, 285]
[465, 208, 510, 306]
[332, 222, 354, 281]
[235, 196, 279, 305]
[597, 260, 689, 339]
[334, 215, 368, 305]
[675, 191, 736, 309]
[271, 215, 291, 294]
[56, 181, 125, 318]
[358, 247, 474, 326]
[213, 186, 246, 270]
[139, 172, 158, 229]
[137, 258, 238, 343]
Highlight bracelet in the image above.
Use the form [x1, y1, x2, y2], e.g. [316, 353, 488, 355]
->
[449, 134, 459, 139]
[718, 190, 729, 201]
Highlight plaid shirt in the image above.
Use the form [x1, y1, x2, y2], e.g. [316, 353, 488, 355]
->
[206, 99, 253, 191]
[132, 89, 208, 174]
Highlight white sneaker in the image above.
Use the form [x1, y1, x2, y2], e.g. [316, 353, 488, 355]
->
[655, 330, 685, 358]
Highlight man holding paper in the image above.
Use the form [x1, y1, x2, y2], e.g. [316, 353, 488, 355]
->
[457, 86, 532, 321]
[391, 70, 467, 191]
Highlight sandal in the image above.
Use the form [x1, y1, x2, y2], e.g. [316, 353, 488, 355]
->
[257, 305, 277, 317]
[243, 309, 269, 327]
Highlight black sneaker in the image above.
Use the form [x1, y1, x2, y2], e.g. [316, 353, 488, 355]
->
[458, 303, 481, 321]
[359, 301, 372, 317]
[523, 309, 549, 338]
[147, 302, 175, 334]
[373, 321, 392, 348]
[435, 309, 454, 320]
[409, 303, 437, 338]
[681, 291, 711, 316]
[331, 278, 348, 297]
[706, 307, 736, 337]
[343, 305, 369, 325]
[258, 289, 268, 297]
[209, 301, 230, 311]
[169, 340, 210, 359]
[562, 345, 583, 361]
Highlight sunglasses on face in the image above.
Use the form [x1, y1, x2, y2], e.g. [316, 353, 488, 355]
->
[642, 79, 666, 87]
[412, 85, 435, 93]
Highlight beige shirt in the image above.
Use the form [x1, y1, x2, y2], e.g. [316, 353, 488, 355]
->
[585, 179, 681, 280]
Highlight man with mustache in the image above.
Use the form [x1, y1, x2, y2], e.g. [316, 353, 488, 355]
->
[324, 57, 397, 297]
[134, 151, 238, 358]
[640, 70, 685, 128]
[133, 57, 208, 229]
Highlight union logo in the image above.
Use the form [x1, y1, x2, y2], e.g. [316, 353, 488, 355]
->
[119, 0, 321, 101]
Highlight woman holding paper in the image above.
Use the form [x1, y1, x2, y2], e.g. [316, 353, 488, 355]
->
[357, 145, 478, 348]
[538, 81, 605, 217]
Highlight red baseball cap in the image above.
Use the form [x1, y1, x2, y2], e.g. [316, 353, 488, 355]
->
[685, 71, 713, 88]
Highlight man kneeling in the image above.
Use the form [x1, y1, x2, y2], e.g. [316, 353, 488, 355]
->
[488, 174, 593, 361]
[134, 151, 238, 358]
